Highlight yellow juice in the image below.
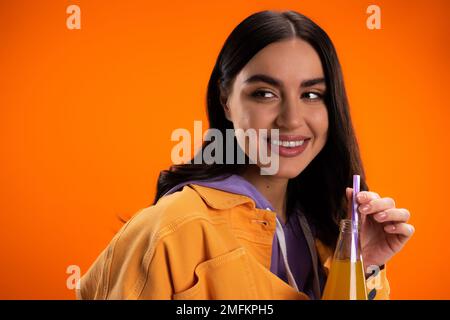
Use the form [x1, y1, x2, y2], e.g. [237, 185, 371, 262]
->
[321, 259, 368, 300]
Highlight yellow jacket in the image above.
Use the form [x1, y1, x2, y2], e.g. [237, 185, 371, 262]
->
[77, 184, 390, 300]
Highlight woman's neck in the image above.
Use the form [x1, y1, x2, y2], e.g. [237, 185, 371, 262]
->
[240, 166, 289, 224]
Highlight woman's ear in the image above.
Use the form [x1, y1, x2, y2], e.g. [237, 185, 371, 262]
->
[219, 86, 232, 121]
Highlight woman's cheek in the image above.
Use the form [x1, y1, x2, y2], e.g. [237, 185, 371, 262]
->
[310, 106, 329, 138]
[238, 105, 269, 130]
[250, 110, 274, 130]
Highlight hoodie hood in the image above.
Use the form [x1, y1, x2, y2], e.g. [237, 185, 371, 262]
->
[162, 174, 275, 211]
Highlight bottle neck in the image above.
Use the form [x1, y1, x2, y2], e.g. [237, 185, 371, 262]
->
[340, 218, 361, 233]
[334, 219, 363, 262]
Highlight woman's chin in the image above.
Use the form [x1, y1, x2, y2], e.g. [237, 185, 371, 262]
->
[259, 165, 305, 179]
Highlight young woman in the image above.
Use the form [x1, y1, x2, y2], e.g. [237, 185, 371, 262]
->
[77, 10, 414, 300]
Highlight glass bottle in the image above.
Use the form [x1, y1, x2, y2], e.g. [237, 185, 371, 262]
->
[321, 219, 368, 300]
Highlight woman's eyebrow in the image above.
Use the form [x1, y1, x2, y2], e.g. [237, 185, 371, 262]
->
[243, 74, 325, 88]
[301, 77, 326, 88]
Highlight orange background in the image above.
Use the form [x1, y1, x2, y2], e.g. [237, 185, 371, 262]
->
[0, 0, 449, 299]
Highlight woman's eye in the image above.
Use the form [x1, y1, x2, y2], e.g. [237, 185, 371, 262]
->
[302, 91, 324, 102]
[251, 90, 276, 99]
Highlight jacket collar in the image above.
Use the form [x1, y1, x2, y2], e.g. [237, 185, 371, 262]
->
[189, 184, 259, 210]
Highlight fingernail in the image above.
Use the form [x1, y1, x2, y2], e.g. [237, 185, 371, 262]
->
[387, 225, 396, 232]
[357, 193, 366, 201]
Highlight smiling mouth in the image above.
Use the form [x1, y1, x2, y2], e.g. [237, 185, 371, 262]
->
[264, 135, 311, 158]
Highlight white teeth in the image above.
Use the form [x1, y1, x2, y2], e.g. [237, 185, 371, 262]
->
[271, 139, 306, 147]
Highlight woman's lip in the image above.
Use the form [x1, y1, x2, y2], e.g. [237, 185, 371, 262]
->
[267, 138, 310, 158]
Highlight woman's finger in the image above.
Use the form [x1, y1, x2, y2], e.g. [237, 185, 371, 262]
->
[372, 208, 411, 223]
[356, 191, 380, 204]
[358, 197, 396, 215]
[384, 222, 415, 237]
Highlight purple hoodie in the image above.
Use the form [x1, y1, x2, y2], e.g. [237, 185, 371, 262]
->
[163, 174, 326, 299]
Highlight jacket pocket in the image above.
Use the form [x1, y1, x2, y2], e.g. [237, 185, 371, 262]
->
[172, 247, 257, 300]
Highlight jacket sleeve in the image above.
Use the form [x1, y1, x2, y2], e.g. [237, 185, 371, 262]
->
[76, 208, 175, 300]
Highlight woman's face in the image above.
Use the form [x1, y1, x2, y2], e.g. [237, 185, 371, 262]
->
[222, 38, 329, 179]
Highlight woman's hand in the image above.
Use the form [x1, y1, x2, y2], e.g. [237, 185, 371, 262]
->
[345, 188, 415, 273]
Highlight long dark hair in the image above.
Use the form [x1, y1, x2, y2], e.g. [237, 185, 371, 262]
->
[153, 10, 368, 249]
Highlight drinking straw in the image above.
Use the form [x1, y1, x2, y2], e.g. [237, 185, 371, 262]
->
[351, 174, 360, 262]
[352, 174, 360, 227]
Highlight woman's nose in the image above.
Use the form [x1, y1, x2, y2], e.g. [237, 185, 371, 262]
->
[275, 94, 305, 129]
